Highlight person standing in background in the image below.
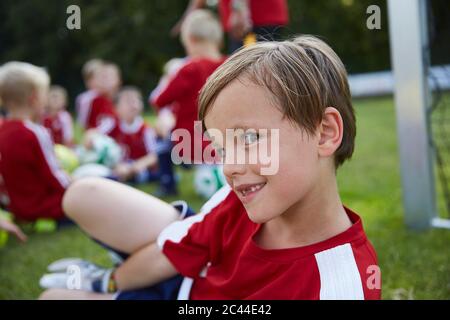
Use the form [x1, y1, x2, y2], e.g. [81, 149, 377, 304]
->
[172, 0, 289, 53]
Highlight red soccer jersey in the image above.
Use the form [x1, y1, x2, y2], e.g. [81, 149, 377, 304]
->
[76, 90, 117, 134]
[0, 119, 70, 221]
[219, 0, 289, 31]
[42, 110, 74, 146]
[109, 117, 157, 161]
[158, 186, 381, 300]
[149, 57, 225, 162]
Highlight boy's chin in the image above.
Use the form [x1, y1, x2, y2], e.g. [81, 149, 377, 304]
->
[245, 208, 276, 224]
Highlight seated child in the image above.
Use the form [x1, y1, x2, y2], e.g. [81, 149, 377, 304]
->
[77, 61, 120, 135]
[75, 59, 103, 128]
[39, 35, 381, 300]
[109, 87, 159, 184]
[0, 62, 71, 222]
[42, 85, 74, 146]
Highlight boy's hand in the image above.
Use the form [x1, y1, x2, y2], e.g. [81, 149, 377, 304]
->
[40, 258, 116, 293]
[0, 218, 27, 242]
[113, 163, 134, 181]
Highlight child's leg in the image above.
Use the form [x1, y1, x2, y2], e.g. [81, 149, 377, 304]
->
[63, 177, 179, 254]
[39, 288, 114, 300]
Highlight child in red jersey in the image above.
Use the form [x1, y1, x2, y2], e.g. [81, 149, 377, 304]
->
[0, 62, 70, 222]
[42, 85, 74, 146]
[75, 59, 103, 129]
[150, 9, 226, 164]
[78, 61, 120, 135]
[109, 87, 159, 183]
[40, 36, 381, 300]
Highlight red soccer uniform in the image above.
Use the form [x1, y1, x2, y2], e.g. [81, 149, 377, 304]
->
[109, 117, 157, 161]
[42, 110, 74, 146]
[149, 57, 226, 162]
[158, 186, 381, 300]
[0, 119, 70, 221]
[219, 0, 289, 32]
[76, 90, 117, 134]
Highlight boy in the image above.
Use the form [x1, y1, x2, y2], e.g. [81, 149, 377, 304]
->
[40, 36, 381, 300]
[150, 9, 226, 164]
[109, 87, 159, 183]
[75, 59, 103, 128]
[42, 85, 74, 146]
[0, 62, 70, 222]
[77, 61, 120, 135]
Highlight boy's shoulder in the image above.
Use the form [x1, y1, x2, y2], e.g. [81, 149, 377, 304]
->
[0, 120, 50, 153]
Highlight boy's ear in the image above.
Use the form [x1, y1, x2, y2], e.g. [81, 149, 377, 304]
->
[317, 107, 344, 158]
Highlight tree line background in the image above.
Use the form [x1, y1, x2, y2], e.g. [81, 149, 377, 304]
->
[0, 0, 448, 111]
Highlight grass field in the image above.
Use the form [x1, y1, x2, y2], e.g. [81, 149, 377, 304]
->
[0, 96, 449, 299]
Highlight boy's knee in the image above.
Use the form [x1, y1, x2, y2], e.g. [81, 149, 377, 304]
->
[62, 177, 104, 219]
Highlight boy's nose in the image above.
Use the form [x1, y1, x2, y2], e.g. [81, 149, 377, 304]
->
[223, 161, 246, 178]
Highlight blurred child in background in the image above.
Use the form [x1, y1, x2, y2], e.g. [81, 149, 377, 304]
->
[76, 59, 103, 129]
[110, 87, 160, 184]
[0, 62, 71, 223]
[42, 85, 74, 146]
[77, 61, 120, 135]
[149, 9, 226, 196]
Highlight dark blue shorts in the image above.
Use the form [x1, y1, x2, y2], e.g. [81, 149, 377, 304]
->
[95, 201, 196, 300]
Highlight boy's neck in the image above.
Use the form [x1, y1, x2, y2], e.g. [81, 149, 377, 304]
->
[188, 43, 222, 60]
[256, 170, 352, 250]
[7, 107, 36, 122]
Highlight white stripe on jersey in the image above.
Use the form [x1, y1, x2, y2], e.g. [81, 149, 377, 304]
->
[157, 184, 231, 249]
[314, 243, 365, 300]
[76, 90, 98, 128]
[143, 127, 157, 154]
[96, 116, 116, 135]
[24, 121, 70, 188]
[59, 111, 73, 144]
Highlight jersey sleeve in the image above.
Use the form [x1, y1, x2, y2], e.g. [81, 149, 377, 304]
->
[157, 185, 232, 278]
[25, 123, 70, 191]
[143, 127, 157, 154]
[149, 62, 197, 110]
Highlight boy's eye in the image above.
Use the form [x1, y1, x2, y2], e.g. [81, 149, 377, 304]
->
[216, 147, 226, 160]
[243, 132, 259, 145]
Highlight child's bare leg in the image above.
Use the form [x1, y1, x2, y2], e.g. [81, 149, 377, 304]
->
[63, 177, 179, 254]
[39, 288, 114, 300]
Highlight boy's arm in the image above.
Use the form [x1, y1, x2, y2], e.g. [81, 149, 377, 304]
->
[27, 124, 71, 190]
[149, 64, 195, 110]
[114, 242, 178, 291]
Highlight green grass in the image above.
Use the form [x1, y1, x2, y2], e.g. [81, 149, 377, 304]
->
[1, 97, 449, 299]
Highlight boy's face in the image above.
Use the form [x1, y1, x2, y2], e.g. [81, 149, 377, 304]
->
[47, 90, 65, 113]
[117, 92, 142, 123]
[30, 86, 49, 120]
[97, 66, 120, 96]
[205, 79, 324, 224]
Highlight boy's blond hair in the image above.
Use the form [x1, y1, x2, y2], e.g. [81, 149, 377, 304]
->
[0, 61, 50, 108]
[181, 9, 223, 45]
[82, 59, 103, 82]
[199, 35, 356, 167]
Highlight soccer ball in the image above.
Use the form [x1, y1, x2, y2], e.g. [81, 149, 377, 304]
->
[194, 165, 226, 199]
[77, 133, 123, 168]
[54, 144, 79, 173]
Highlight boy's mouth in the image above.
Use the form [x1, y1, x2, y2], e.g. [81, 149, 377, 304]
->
[234, 182, 267, 202]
